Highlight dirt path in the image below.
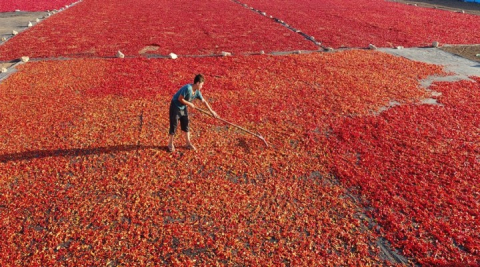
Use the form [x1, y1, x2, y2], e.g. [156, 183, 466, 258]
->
[391, 0, 480, 15]
[441, 44, 480, 63]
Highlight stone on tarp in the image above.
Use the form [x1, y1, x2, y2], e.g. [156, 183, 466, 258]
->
[221, 51, 232, 57]
[28, 22, 33, 27]
[21, 56, 30, 63]
[116, 50, 125, 58]
[432, 41, 440, 48]
[369, 44, 377, 50]
[169, 53, 178, 59]
[12, 30, 18, 35]
[1, 68, 7, 73]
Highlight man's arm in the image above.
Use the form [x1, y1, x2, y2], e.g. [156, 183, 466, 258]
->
[178, 94, 195, 109]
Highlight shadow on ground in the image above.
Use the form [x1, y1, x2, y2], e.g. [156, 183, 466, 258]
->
[0, 145, 165, 163]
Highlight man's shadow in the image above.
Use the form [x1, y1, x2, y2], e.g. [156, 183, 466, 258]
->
[0, 145, 167, 163]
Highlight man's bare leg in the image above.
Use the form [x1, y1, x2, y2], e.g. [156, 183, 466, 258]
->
[168, 135, 175, 152]
[184, 131, 196, 150]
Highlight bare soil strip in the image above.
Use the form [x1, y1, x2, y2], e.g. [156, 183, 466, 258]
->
[441, 44, 480, 63]
[0, 11, 47, 38]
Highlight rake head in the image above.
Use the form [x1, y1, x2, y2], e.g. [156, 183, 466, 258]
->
[257, 133, 269, 147]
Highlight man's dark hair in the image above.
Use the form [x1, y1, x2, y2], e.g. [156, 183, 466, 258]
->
[194, 74, 204, 84]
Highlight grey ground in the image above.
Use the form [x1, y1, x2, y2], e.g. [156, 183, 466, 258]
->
[380, 47, 480, 84]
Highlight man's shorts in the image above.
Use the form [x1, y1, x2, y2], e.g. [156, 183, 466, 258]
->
[169, 101, 189, 135]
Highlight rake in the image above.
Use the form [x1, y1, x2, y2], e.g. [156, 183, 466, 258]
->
[194, 107, 268, 147]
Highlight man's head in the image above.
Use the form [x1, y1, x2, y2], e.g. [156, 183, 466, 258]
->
[193, 74, 204, 90]
[194, 74, 204, 85]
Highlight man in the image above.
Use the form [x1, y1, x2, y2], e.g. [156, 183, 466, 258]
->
[168, 74, 218, 152]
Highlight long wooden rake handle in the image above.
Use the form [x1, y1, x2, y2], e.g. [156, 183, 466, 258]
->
[194, 107, 268, 147]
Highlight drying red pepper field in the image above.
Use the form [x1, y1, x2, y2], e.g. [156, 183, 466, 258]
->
[0, 0, 79, 12]
[0, 0, 479, 266]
